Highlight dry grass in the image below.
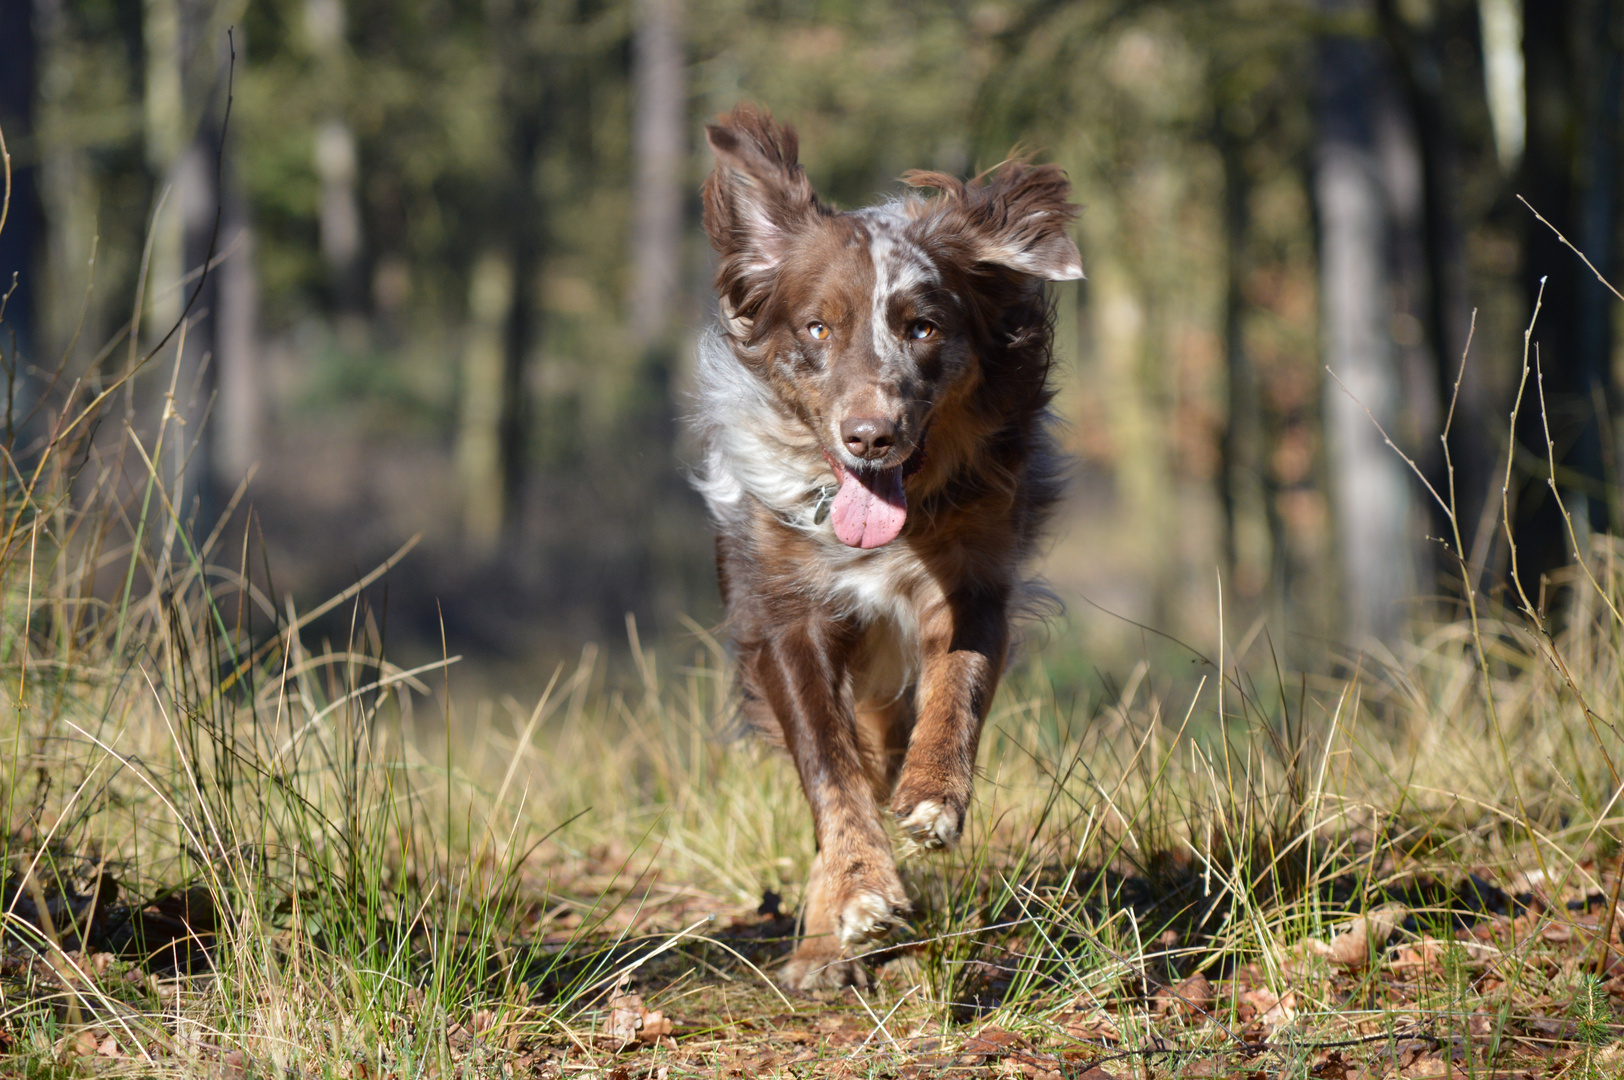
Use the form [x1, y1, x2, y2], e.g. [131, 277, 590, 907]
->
[2, 354, 1621, 1077]
[1, 144, 1621, 1079]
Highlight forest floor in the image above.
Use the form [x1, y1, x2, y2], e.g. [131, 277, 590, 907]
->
[5, 790, 1622, 1080]
[4, 593, 1623, 1079]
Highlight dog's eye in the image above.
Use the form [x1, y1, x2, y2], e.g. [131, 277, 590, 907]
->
[807, 322, 830, 341]
[908, 321, 936, 341]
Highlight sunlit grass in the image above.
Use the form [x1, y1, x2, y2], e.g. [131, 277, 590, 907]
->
[1, 187, 1620, 1078]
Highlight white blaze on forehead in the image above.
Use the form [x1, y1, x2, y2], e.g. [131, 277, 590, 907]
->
[864, 216, 938, 359]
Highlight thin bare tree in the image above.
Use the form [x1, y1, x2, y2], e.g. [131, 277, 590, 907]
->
[629, 0, 686, 352]
[1315, 6, 1420, 645]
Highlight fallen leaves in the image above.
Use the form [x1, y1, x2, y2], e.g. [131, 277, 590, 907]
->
[956, 1026, 1086, 1079]
[604, 987, 675, 1049]
[1291, 902, 1409, 970]
[961, 1027, 1024, 1055]
[1057, 1003, 1122, 1042]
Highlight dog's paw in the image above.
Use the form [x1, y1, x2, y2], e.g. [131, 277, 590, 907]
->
[835, 886, 908, 949]
[895, 798, 963, 851]
[778, 952, 874, 991]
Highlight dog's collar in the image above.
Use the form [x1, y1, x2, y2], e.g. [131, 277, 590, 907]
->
[811, 484, 837, 525]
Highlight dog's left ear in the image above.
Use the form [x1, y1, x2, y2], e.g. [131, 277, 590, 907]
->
[908, 162, 1084, 281]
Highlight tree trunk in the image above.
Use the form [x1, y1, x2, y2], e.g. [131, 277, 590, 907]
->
[305, 0, 365, 328]
[215, 184, 261, 487]
[1478, 0, 1525, 170]
[141, 0, 247, 533]
[315, 117, 364, 322]
[456, 248, 513, 551]
[143, 0, 226, 533]
[0, 0, 43, 395]
[34, 0, 102, 364]
[456, 0, 547, 552]
[1576, 5, 1621, 532]
[1376, 0, 1490, 601]
[175, 112, 218, 532]
[1215, 116, 1267, 599]
[1316, 25, 1419, 646]
[1512, 0, 1619, 603]
[629, 0, 684, 351]
[500, 188, 537, 543]
[142, 0, 185, 342]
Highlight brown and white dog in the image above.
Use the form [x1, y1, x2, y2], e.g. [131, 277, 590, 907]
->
[692, 105, 1082, 989]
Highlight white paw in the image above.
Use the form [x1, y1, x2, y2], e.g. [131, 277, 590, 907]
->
[837, 890, 904, 948]
[898, 799, 961, 850]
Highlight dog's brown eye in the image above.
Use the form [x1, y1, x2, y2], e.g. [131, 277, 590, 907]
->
[808, 322, 830, 341]
[908, 321, 936, 340]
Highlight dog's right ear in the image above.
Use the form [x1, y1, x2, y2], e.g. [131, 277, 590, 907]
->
[702, 105, 821, 329]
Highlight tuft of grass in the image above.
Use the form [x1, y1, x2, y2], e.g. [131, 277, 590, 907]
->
[0, 170, 641, 1072]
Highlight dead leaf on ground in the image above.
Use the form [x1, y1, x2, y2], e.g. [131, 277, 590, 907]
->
[1292, 903, 1408, 969]
[774, 1029, 817, 1044]
[56, 1030, 99, 1059]
[1153, 972, 1215, 1017]
[1390, 936, 1495, 972]
[1239, 986, 1296, 1033]
[606, 988, 674, 1048]
[962, 1027, 1024, 1057]
[215, 1049, 254, 1080]
[1058, 1006, 1121, 1043]
[1011, 1062, 1063, 1080]
[1386, 1038, 1436, 1072]
[1311, 1049, 1352, 1079]
[1400, 1053, 1468, 1079]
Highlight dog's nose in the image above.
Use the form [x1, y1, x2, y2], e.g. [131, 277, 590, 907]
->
[841, 416, 897, 460]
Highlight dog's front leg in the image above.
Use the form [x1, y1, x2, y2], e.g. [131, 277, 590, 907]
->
[892, 588, 1009, 850]
[745, 621, 909, 988]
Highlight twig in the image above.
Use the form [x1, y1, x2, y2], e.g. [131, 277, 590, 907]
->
[852, 982, 918, 1051]
[1517, 194, 1624, 303]
[1532, 358, 1624, 786]
[1324, 367, 1449, 520]
[1601, 853, 1624, 980]
[1502, 280, 1545, 623]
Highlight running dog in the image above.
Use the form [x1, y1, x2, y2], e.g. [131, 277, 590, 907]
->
[691, 104, 1082, 989]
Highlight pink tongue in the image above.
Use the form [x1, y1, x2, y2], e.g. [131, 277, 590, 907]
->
[829, 466, 907, 549]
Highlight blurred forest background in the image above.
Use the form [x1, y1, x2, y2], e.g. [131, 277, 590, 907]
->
[0, 0, 1620, 691]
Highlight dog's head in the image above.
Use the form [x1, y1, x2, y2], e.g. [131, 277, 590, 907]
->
[701, 104, 1082, 548]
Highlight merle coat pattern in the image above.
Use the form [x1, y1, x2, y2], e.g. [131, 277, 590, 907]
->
[692, 105, 1083, 989]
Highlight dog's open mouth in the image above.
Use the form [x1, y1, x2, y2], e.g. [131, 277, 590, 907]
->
[823, 442, 926, 550]
[828, 462, 907, 549]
